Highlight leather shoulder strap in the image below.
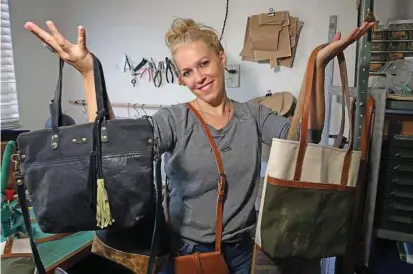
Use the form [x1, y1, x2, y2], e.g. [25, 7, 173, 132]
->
[186, 102, 225, 252]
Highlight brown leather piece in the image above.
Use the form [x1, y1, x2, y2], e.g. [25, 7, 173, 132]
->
[3, 240, 13, 255]
[174, 251, 228, 274]
[1, 252, 33, 258]
[336, 53, 354, 186]
[267, 176, 355, 192]
[360, 95, 374, 161]
[186, 103, 225, 252]
[91, 235, 168, 274]
[288, 44, 355, 187]
[293, 44, 327, 181]
[181, 102, 229, 274]
[35, 233, 73, 243]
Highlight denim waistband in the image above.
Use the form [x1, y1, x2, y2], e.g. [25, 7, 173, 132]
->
[180, 235, 253, 251]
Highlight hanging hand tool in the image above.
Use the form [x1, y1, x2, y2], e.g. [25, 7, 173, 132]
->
[130, 58, 148, 87]
[124, 55, 148, 74]
[124, 55, 148, 87]
[133, 58, 148, 73]
[124, 54, 133, 72]
[165, 57, 177, 83]
[153, 61, 164, 88]
[140, 62, 154, 83]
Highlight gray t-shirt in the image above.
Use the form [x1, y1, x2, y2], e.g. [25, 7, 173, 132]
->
[152, 100, 291, 244]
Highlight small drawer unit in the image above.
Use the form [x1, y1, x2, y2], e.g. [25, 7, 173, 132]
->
[375, 134, 413, 235]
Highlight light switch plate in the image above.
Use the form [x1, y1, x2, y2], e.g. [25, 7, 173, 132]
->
[225, 64, 240, 88]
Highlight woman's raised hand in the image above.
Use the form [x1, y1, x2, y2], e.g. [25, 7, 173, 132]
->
[317, 21, 376, 66]
[24, 21, 93, 75]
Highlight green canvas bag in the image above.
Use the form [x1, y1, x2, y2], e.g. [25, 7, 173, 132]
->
[253, 44, 362, 264]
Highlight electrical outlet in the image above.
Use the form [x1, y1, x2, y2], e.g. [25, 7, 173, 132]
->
[225, 64, 240, 88]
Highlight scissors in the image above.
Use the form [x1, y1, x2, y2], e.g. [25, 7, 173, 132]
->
[153, 61, 164, 88]
[165, 57, 178, 83]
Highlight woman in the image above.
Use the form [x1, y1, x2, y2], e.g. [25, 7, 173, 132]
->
[24, 18, 374, 274]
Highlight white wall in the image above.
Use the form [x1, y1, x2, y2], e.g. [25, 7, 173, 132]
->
[10, 0, 361, 130]
[10, 0, 413, 131]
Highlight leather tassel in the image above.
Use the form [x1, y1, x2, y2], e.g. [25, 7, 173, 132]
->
[96, 178, 114, 228]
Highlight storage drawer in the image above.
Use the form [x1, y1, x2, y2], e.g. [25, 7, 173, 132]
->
[369, 63, 384, 72]
[379, 172, 413, 188]
[383, 117, 413, 137]
[378, 175, 413, 199]
[387, 52, 413, 61]
[375, 205, 413, 234]
[381, 186, 413, 201]
[380, 159, 413, 174]
[382, 135, 413, 162]
[371, 53, 387, 62]
[372, 42, 387, 51]
[376, 190, 413, 207]
[389, 30, 410, 40]
[382, 147, 413, 162]
[371, 31, 387, 40]
[389, 135, 413, 148]
[387, 41, 408, 51]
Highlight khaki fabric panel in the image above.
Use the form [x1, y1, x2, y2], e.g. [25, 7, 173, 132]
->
[267, 139, 361, 187]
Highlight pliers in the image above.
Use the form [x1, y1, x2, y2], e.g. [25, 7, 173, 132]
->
[153, 61, 164, 88]
[165, 57, 178, 83]
[140, 62, 154, 82]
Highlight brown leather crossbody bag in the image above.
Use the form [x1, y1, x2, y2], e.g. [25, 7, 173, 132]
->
[170, 103, 230, 274]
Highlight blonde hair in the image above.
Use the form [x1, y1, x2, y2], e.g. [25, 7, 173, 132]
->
[165, 18, 224, 56]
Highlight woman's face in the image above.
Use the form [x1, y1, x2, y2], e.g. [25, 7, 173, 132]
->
[173, 40, 227, 105]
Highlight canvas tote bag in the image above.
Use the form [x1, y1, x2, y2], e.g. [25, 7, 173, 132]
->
[254, 44, 362, 261]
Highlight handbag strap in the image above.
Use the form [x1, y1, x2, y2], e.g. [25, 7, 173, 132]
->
[50, 53, 110, 133]
[147, 144, 164, 274]
[186, 102, 225, 253]
[50, 58, 64, 132]
[290, 44, 354, 186]
[15, 174, 46, 274]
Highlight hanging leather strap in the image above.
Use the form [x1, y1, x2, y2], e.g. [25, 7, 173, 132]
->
[186, 103, 225, 253]
[287, 44, 347, 148]
[290, 44, 355, 186]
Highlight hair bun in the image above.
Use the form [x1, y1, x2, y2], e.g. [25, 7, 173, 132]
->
[171, 18, 197, 35]
[165, 18, 199, 49]
[164, 17, 223, 54]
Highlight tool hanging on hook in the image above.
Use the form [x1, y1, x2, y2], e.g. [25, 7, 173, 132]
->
[153, 61, 164, 88]
[123, 54, 148, 87]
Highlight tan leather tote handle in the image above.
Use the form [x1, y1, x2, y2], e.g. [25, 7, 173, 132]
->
[288, 46, 348, 148]
[291, 45, 354, 186]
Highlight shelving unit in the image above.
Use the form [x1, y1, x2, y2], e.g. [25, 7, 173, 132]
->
[323, 2, 413, 272]
[323, 1, 376, 273]
[369, 28, 413, 75]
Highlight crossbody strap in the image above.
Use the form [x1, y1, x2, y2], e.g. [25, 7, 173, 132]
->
[186, 103, 225, 253]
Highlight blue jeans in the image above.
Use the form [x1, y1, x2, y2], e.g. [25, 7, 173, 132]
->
[159, 239, 253, 274]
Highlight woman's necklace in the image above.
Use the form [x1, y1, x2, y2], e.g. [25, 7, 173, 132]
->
[196, 98, 232, 127]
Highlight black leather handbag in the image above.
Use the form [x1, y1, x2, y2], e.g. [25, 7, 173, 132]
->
[14, 53, 167, 274]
